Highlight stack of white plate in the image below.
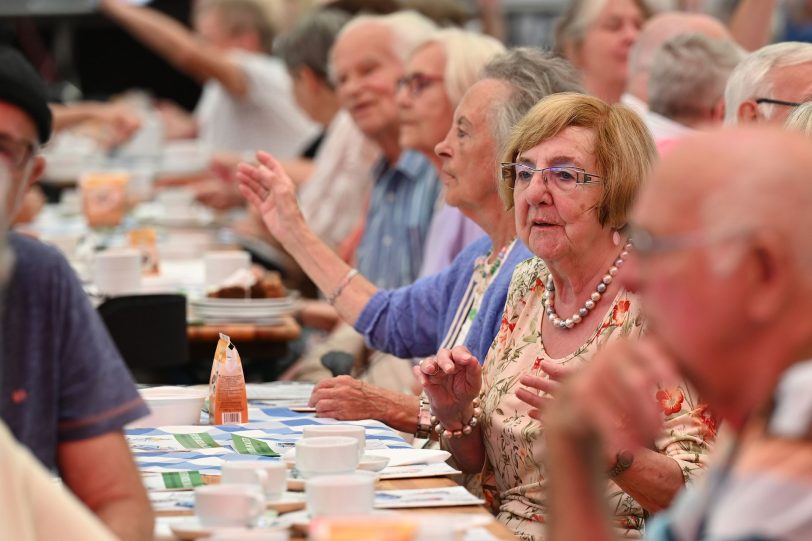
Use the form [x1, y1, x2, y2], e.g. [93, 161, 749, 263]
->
[189, 295, 296, 324]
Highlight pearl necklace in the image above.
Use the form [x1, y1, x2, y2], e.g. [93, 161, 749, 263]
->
[543, 242, 632, 329]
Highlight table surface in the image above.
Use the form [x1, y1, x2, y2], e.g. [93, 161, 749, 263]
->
[137, 404, 516, 540]
[376, 477, 516, 540]
[187, 316, 301, 343]
[152, 476, 515, 541]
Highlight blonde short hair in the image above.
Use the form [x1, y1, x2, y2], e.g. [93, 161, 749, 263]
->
[499, 93, 656, 229]
[419, 28, 505, 108]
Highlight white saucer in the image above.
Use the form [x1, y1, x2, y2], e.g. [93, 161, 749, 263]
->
[357, 454, 390, 472]
[282, 450, 389, 472]
[267, 491, 306, 513]
[168, 516, 286, 540]
[278, 509, 395, 532]
[286, 469, 379, 492]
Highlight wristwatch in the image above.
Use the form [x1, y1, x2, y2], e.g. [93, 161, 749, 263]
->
[415, 393, 433, 439]
[607, 449, 635, 478]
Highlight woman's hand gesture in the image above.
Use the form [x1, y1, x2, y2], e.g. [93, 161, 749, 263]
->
[516, 361, 577, 421]
[236, 150, 305, 246]
[414, 346, 482, 423]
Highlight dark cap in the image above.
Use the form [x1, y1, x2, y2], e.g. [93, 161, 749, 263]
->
[0, 46, 52, 144]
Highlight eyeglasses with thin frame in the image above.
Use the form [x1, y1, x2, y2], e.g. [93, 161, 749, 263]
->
[627, 224, 749, 258]
[0, 133, 38, 169]
[396, 72, 444, 97]
[755, 97, 805, 108]
[501, 162, 603, 194]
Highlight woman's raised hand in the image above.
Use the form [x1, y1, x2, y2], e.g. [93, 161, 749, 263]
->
[516, 361, 577, 421]
[236, 150, 305, 246]
[415, 346, 482, 421]
[543, 338, 677, 462]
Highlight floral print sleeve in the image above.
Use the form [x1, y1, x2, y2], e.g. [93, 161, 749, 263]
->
[654, 384, 717, 483]
[475, 257, 716, 541]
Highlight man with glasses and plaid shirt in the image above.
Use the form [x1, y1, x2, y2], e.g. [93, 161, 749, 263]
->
[0, 46, 153, 541]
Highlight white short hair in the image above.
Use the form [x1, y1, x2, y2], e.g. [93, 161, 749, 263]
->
[724, 42, 812, 124]
[785, 101, 812, 137]
[338, 10, 437, 65]
[649, 34, 744, 121]
[418, 28, 505, 108]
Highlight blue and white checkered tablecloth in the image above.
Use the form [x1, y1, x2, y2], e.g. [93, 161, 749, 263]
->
[127, 406, 410, 475]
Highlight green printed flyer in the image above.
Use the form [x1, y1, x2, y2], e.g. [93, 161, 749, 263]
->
[161, 471, 204, 489]
[173, 432, 220, 449]
[231, 434, 279, 456]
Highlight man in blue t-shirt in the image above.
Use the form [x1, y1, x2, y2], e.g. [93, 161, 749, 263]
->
[0, 46, 153, 541]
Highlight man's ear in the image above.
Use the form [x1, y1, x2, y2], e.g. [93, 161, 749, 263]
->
[299, 66, 322, 94]
[562, 41, 584, 68]
[737, 100, 761, 124]
[745, 231, 791, 322]
[28, 155, 45, 187]
[711, 98, 725, 123]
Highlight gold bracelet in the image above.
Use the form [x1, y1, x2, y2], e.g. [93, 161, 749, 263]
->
[327, 268, 359, 306]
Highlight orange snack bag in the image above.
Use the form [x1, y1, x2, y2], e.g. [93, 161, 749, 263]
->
[127, 227, 160, 275]
[310, 518, 419, 541]
[208, 333, 248, 425]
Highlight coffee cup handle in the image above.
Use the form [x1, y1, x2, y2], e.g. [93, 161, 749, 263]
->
[248, 489, 265, 525]
[253, 469, 268, 491]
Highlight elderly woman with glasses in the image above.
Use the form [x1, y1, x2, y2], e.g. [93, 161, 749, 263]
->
[235, 49, 582, 434]
[417, 93, 714, 540]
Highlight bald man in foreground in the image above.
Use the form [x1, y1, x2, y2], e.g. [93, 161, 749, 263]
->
[542, 127, 812, 541]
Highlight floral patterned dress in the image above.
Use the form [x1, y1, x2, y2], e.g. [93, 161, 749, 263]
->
[479, 257, 716, 540]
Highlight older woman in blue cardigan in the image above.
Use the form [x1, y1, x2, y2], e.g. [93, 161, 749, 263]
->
[237, 49, 583, 435]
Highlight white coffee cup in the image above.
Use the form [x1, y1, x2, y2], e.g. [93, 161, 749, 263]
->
[93, 248, 142, 295]
[295, 436, 359, 479]
[305, 474, 375, 517]
[221, 461, 287, 501]
[195, 484, 265, 528]
[157, 187, 195, 214]
[302, 425, 366, 460]
[204, 250, 251, 288]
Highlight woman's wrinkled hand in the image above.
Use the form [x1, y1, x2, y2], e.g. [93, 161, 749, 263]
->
[543, 338, 677, 462]
[516, 361, 577, 421]
[414, 346, 482, 423]
[235, 150, 305, 246]
[308, 376, 390, 421]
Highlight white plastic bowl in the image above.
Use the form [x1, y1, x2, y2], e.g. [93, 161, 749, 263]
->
[129, 386, 207, 428]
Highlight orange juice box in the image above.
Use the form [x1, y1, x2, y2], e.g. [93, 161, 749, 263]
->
[208, 333, 248, 425]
